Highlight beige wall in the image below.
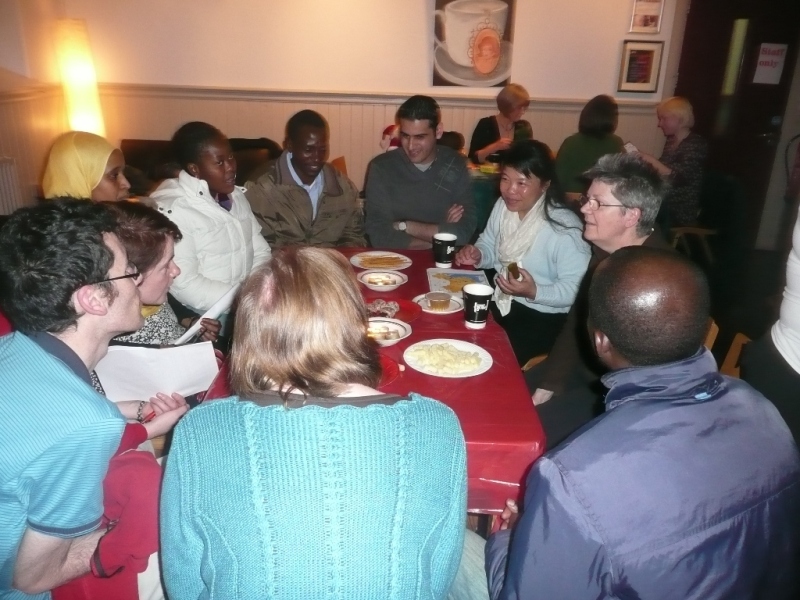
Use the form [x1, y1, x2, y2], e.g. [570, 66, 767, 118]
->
[63, 0, 678, 102]
[0, 86, 66, 204]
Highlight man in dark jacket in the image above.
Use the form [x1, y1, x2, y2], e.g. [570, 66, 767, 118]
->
[486, 247, 800, 599]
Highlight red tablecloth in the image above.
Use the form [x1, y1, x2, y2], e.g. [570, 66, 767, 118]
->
[206, 249, 545, 513]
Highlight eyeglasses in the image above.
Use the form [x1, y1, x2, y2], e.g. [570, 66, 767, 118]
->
[89, 268, 141, 286]
[579, 195, 627, 211]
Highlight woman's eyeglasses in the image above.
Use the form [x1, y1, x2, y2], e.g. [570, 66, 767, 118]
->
[578, 195, 627, 211]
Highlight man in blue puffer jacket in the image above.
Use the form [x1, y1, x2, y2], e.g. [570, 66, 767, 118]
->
[486, 246, 800, 599]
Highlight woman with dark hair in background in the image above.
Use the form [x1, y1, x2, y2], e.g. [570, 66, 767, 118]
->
[555, 95, 624, 194]
[456, 140, 591, 365]
[160, 247, 467, 600]
[150, 121, 271, 316]
[468, 83, 533, 164]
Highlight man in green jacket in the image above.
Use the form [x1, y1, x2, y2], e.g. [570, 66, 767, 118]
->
[245, 110, 366, 247]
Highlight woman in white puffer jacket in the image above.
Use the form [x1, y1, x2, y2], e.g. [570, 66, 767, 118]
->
[151, 122, 272, 313]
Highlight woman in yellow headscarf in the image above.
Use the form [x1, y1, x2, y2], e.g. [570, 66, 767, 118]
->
[42, 131, 131, 201]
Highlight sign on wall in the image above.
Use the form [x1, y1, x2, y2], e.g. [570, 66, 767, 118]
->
[432, 0, 516, 87]
[753, 43, 789, 85]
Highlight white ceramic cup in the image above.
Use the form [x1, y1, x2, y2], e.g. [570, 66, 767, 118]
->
[435, 0, 508, 68]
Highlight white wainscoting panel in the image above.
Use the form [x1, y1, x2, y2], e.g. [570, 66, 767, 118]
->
[98, 85, 664, 190]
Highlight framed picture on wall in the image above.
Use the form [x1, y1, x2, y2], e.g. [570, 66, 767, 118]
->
[629, 0, 664, 34]
[618, 40, 663, 92]
[432, 0, 516, 87]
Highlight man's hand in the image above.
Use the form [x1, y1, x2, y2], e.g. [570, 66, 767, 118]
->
[455, 244, 482, 267]
[143, 393, 188, 439]
[197, 318, 220, 343]
[446, 203, 464, 223]
[496, 267, 537, 300]
[498, 498, 519, 531]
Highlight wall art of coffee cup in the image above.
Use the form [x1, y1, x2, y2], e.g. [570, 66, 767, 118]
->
[434, 0, 508, 73]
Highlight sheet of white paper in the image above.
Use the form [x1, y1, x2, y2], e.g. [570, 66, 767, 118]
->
[172, 283, 240, 345]
[95, 342, 219, 401]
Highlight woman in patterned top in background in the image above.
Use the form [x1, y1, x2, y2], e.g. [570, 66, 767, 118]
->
[106, 201, 220, 346]
[637, 96, 707, 227]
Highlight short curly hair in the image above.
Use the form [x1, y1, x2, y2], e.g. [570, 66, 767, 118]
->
[0, 198, 118, 334]
[171, 121, 226, 170]
[589, 246, 710, 366]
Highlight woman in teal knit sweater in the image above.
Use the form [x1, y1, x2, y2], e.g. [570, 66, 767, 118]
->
[160, 247, 468, 600]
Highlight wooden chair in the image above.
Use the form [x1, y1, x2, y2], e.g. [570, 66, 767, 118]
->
[672, 225, 718, 264]
[704, 318, 719, 350]
[330, 156, 347, 176]
[522, 354, 547, 372]
[720, 332, 751, 377]
[151, 435, 167, 458]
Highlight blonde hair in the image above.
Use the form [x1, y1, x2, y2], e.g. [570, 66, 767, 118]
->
[496, 84, 530, 117]
[42, 131, 116, 199]
[657, 96, 695, 129]
[230, 247, 381, 401]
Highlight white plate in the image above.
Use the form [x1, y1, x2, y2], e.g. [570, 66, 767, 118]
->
[358, 270, 408, 292]
[412, 294, 464, 315]
[434, 41, 513, 88]
[403, 339, 493, 378]
[368, 317, 412, 347]
[350, 251, 412, 271]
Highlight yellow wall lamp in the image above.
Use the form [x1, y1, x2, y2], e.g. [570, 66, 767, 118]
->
[55, 18, 105, 136]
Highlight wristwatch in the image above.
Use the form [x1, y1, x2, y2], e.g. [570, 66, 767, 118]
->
[397, 221, 407, 231]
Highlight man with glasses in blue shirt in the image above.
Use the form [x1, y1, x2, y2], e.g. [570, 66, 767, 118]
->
[0, 199, 151, 599]
[524, 153, 671, 449]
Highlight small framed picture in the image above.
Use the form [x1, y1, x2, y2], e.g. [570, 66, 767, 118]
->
[629, 0, 664, 34]
[617, 40, 663, 93]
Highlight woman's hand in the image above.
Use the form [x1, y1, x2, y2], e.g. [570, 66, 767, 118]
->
[636, 152, 672, 176]
[197, 318, 221, 342]
[455, 245, 482, 267]
[496, 266, 537, 300]
[142, 392, 189, 439]
[493, 138, 512, 153]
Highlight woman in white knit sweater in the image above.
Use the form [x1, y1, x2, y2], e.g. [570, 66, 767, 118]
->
[151, 121, 271, 313]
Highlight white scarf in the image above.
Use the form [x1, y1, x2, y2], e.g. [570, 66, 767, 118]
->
[494, 193, 547, 316]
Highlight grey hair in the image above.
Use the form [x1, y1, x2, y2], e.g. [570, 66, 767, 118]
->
[583, 153, 666, 236]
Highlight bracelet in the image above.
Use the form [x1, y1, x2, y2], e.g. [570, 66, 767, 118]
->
[136, 400, 147, 424]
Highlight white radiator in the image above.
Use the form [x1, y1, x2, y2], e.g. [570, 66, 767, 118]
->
[0, 157, 24, 215]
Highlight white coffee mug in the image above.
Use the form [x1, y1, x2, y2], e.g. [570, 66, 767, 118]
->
[435, 0, 508, 68]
